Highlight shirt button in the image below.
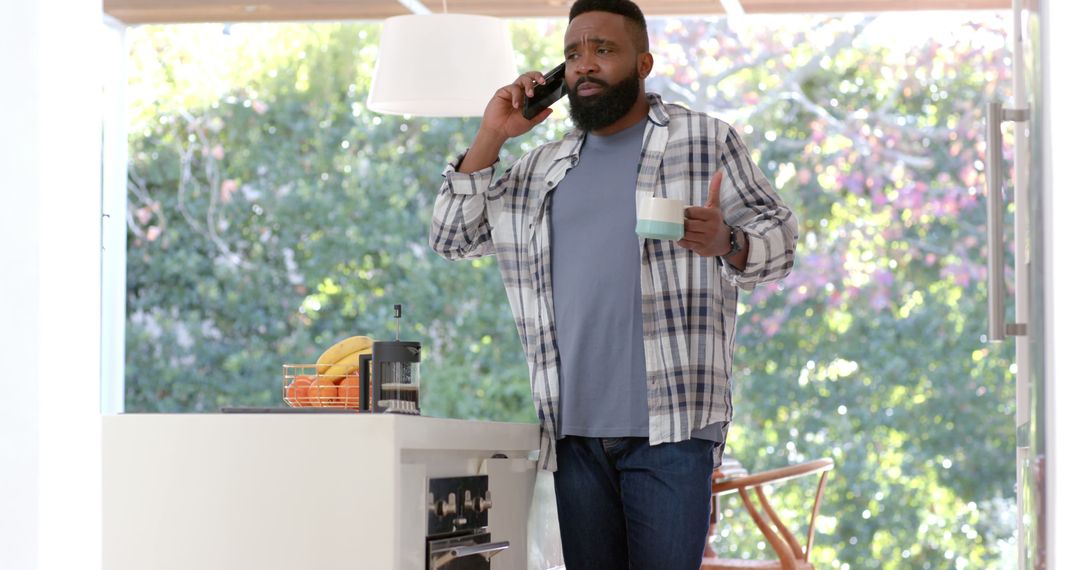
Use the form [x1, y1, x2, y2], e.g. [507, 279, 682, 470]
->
[546, 181, 554, 187]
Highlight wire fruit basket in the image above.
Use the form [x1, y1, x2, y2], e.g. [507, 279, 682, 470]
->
[282, 363, 369, 409]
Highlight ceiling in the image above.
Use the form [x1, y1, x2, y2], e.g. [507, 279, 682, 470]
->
[104, 0, 1009, 24]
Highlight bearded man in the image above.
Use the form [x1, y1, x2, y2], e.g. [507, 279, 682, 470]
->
[430, 1, 798, 567]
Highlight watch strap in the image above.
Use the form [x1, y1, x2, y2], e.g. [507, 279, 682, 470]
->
[723, 226, 743, 258]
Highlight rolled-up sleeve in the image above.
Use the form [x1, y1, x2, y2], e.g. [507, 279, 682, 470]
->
[716, 128, 799, 291]
[429, 151, 509, 261]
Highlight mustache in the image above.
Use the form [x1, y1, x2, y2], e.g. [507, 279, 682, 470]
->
[574, 76, 609, 90]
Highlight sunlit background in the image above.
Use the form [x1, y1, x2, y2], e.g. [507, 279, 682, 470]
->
[123, 11, 1016, 568]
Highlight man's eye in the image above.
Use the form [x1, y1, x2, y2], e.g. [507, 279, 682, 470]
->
[566, 53, 579, 60]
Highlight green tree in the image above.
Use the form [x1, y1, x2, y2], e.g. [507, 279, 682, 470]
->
[645, 14, 1016, 568]
[125, 13, 1015, 568]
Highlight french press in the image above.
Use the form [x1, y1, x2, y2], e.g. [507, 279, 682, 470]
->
[360, 304, 421, 415]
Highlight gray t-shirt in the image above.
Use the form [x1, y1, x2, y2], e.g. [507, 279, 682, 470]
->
[551, 117, 725, 443]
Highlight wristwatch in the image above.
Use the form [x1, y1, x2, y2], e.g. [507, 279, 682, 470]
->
[722, 226, 743, 258]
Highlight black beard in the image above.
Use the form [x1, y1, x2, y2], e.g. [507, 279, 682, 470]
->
[567, 71, 641, 132]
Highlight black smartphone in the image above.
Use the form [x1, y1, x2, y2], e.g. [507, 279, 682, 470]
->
[522, 63, 566, 120]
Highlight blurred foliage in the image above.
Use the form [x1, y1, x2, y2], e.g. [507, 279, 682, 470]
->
[125, 12, 1016, 568]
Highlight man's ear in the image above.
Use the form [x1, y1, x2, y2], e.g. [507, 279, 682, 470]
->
[638, 52, 654, 79]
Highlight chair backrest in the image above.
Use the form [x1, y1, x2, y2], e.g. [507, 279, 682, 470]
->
[710, 458, 835, 569]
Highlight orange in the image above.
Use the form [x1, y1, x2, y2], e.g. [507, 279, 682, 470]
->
[338, 372, 361, 408]
[285, 376, 313, 407]
[309, 376, 340, 407]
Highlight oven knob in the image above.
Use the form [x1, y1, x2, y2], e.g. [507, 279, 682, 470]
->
[436, 493, 457, 517]
[462, 490, 490, 513]
[475, 492, 493, 513]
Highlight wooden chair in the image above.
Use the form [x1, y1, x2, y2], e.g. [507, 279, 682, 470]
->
[701, 458, 834, 570]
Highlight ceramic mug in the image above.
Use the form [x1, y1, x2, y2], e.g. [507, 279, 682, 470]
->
[635, 195, 688, 240]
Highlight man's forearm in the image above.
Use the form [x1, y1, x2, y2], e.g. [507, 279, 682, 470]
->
[458, 128, 508, 173]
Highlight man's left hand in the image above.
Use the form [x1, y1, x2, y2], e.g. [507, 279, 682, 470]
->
[677, 170, 731, 257]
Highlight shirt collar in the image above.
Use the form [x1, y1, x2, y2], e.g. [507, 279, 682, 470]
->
[645, 92, 670, 127]
[550, 92, 669, 165]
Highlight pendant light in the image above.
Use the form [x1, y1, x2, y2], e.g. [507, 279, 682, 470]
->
[367, 1, 518, 117]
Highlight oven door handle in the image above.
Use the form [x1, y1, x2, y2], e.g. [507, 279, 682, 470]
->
[432, 540, 510, 569]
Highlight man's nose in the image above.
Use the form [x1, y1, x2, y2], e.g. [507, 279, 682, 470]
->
[573, 52, 599, 76]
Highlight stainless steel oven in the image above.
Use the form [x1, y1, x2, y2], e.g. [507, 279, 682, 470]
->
[426, 475, 509, 569]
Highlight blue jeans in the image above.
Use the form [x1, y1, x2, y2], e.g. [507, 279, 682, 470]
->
[552, 436, 717, 570]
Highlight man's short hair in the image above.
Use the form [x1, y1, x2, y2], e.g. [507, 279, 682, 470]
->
[568, 0, 649, 53]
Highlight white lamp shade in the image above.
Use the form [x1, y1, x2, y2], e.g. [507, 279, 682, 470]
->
[367, 14, 518, 117]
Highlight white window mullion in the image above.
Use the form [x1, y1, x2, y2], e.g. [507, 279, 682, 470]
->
[101, 16, 128, 415]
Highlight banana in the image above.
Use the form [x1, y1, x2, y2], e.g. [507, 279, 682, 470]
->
[321, 348, 371, 379]
[316, 336, 374, 369]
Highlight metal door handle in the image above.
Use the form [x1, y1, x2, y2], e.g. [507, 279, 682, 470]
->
[985, 100, 1029, 342]
[431, 540, 510, 569]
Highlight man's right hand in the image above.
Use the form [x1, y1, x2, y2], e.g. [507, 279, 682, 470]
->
[458, 72, 554, 173]
[481, 71, 556, 139]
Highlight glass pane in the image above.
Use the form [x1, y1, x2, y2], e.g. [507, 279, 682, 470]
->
[124, 13, 1016, 568]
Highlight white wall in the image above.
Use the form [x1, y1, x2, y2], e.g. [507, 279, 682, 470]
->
[0, 0, 105, 568]
[0, 0, 44, 567]
[1045, 0, 1080, 567]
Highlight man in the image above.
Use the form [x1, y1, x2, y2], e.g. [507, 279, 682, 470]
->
[430, 0, 798, 567]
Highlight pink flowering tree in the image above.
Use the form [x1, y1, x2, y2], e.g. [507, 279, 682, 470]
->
[124, 13, 1016, 568]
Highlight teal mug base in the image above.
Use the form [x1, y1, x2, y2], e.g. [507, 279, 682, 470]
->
[635, 219, 684, 241]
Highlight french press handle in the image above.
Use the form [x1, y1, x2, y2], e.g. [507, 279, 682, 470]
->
[359, 353, 373, 412]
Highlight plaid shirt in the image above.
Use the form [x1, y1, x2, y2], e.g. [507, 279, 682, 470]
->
[430, 94, 798, 470]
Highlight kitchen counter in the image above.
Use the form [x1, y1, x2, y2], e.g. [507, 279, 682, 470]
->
[103, 413, 563, 570]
